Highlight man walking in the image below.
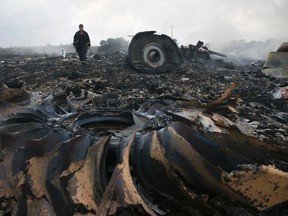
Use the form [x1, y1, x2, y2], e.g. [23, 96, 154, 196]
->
[73, 24, 91, 64]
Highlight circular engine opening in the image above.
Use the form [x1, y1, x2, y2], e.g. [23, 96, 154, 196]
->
[143, 44, 166, 68]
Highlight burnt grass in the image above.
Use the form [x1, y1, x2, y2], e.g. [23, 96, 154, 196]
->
[0, 53, 288, 215]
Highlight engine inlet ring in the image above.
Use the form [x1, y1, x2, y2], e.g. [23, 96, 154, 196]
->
[143, 44, 166, 68]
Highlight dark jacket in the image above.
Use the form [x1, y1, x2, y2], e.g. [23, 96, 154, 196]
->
[73, 30, 91, 51]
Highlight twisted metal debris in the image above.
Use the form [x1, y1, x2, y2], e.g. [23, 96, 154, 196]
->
[1, 84, 288, 216]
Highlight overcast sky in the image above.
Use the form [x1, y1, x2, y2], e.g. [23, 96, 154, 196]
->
[0, 0, 287, 47]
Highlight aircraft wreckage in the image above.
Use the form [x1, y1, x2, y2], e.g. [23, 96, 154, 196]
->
[127, 31, 226, 73]
[0, 81, 288, 215]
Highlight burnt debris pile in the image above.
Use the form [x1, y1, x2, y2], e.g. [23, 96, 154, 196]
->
[0, 44, 288, 216]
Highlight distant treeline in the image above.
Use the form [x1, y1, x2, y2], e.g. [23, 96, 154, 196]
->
[98, 37, 129, 53]
[0, 37, 130, 56]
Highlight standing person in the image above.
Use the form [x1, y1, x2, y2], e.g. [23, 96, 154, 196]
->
[73, 24, 91, 64]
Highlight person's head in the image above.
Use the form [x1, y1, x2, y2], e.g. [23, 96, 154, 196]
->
[79, 24, 84, 31]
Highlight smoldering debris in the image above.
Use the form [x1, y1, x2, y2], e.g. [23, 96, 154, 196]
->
[0, 44, 288, 216]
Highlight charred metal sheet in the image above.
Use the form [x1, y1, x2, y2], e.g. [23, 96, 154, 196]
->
[179, 42, 227, 63]
[72, 111, 135, 132]
[98, 134, 157, 216]
[26, 198, 55, 216]
[133, 122, 251, 201]
[65, 136, 112, 213]
[262, 42, 288, 78]
[127, 31, 183, 73]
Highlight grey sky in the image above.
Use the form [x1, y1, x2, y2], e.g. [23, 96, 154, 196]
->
[0, 0, 287, 47]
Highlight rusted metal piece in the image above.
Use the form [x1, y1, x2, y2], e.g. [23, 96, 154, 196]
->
[206, 81, 239, 108]
[262, 42, 288, 78]
[0, 93, 288, 215]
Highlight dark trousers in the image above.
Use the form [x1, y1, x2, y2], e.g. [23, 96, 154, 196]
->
[77, 46, 87, 61]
